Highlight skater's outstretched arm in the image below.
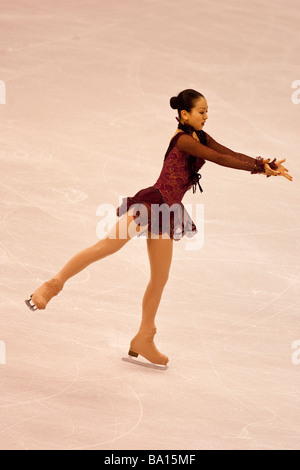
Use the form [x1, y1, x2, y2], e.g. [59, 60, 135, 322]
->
[204, 132, 255, 160]
[176, 133, 292, 179]
[204, 133, 292, 180]
[177, 133, 259, 170]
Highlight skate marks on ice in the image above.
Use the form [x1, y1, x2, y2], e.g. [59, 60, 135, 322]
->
[122, 355, 168, 371]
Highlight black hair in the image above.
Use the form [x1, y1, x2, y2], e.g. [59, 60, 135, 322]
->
[170, 89, 204, 119]
[169, 89, 207, 193]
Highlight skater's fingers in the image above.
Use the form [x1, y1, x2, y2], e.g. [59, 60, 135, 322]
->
[281, 170, 292, 180]
[272, 172, 281, 177]
[265, 163, 273, 170]
[265, 165, 280, 176]
[283, 173, 293, 181]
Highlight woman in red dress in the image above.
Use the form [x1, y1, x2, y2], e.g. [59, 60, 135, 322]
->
[25, 89, 292, 366]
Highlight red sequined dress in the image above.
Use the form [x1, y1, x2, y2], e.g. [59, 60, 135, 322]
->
[116, 123, 261, 241]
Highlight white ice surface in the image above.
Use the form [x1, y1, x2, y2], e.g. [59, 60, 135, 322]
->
[0, 0, 300, 450]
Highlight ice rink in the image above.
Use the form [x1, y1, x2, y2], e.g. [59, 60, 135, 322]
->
[0, 0, 300, 450]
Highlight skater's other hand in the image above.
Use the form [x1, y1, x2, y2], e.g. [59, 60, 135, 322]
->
[275, 158, 293, 181]
[263, 158, 293, 181]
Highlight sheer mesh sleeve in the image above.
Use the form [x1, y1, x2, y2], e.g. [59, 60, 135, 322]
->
[176, 133, 261, 172]
[204, 132, 254, 160]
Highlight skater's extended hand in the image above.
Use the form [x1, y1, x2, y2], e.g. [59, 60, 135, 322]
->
[263, 158, 293, 181]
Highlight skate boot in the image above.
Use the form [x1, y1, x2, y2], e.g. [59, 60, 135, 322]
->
[25, 277, 63, 311]
[128, 327, 169, 365]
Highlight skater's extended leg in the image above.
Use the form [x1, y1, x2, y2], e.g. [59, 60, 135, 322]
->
[55, 209, 146, 285]
[25, 210, 149, 310]
[129, 235, 173, 365]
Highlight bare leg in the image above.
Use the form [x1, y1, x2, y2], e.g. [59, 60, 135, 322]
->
[129, 235, 174, 365]
[26, 209, 149, 310]
[141, 236, 173, 329]
[55, 210, 143, 285]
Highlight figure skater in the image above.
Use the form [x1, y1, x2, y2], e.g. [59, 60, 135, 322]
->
[25, 89, 292, 366]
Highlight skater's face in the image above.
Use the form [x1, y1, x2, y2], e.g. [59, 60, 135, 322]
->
[180, 97, 208, 131]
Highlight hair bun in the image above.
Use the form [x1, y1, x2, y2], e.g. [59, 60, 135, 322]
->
[170, 96, 178, 109]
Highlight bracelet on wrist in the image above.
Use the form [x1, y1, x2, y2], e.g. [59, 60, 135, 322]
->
[251, 157, 278, 176]
[251, 157, 265, 174]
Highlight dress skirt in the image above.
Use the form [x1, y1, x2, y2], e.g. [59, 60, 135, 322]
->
[116, 186, 197, 241]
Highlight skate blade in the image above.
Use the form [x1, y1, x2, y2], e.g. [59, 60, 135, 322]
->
[122, 356, 168, 370]
[25, 296, 38, 311]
